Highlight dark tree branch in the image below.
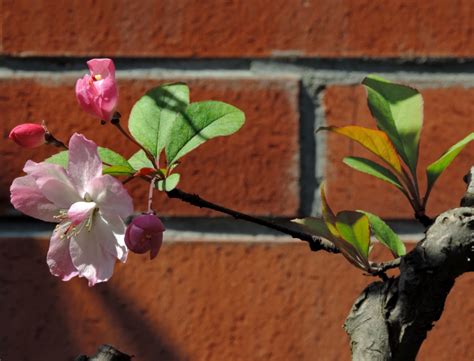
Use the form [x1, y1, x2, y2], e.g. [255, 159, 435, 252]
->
[166, 188, 339, 253]
[74, 344, 132, 361]
[344, 166, 474, 361]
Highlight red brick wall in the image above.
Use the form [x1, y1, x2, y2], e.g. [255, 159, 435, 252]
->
[1, 1, 473, 360]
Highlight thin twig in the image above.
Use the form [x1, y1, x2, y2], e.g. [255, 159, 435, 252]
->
[166, 188, 339, 253]
[370, 258, 401, 273]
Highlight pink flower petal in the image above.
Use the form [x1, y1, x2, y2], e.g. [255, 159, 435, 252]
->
[87, 58, 115, 79]
[86, 175, 133, 220]
[76, 75, 102, 109]
[67, 133, 102, 197]
[24, 160, 81, 208]
[93, 214, 128, 262]
[67, 201, 96, 225]
[10, 175, 59, 222]
[47, 224, 79, 281]
[69, 228, 117, 287]
[93, 77, 118, 121]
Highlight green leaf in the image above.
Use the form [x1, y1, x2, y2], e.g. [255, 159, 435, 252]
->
[46, 147, 133, 173]
[156, 173, 181, 192]
[128, 150, 154, 170]
[102, 165, 135, 176]
[359, 211, 406, 257]
[293, 216, 368, 271]
[45, 151, 68, 167]
[335, 211, 371, 269]
[426, 132, 474, 194]
[165, 100, 245, 165]
[343, 157, 404, 190]
[292, 217, 334, 241]
[128, 83, 190, 157]
[97, 147, 133, 171]
[363, 75, 423, 174]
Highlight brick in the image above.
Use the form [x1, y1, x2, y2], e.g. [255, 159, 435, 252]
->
[0, 76, 300, 217]
[2, 0, 473, 58]
[323, 85, 474, 219]
[0, 238, 472, 360]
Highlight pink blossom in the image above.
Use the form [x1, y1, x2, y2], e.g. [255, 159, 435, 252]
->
[10, 133, 133, 286]
[75, 58, 118, 122]
[125, 214, 165, 260]
[9, 123, 46, 148]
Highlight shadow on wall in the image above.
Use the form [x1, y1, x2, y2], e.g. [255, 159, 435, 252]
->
[0, 238, 185, 361]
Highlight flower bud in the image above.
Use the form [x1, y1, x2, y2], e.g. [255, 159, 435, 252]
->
[75, 58, 118, 122]
[125, 214, 165, 260]
[9, 123, 46, 148]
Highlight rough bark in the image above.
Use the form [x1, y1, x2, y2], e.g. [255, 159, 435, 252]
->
[74, 344, 132, 361]
[345, 167, 474, 361]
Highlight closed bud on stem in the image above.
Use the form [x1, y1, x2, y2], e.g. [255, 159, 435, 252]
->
[125, 213, 165, 260]
[75, 58, 118, 122]
[9, 123, 46, 148]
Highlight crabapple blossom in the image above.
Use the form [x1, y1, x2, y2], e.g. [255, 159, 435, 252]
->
[10, 133, 133, 286]
[75, 58, 118, 122]
[9, 123, 46, 148]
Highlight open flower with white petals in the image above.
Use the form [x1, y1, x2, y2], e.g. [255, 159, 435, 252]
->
[10, 133, 133, 286]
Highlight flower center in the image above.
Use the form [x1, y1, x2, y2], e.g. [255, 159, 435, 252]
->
[54, 200, 98, 240]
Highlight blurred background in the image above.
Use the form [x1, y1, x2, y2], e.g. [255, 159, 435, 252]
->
[1, 1, 473, 360]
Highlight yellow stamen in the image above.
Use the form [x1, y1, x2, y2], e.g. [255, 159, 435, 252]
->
[93, 74, 102, 81]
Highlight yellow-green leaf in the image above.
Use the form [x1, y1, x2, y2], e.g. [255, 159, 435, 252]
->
[292, 217, 334, 241]
[320, 184, 339, 237]
[335, 211, 371, 269]
[318, 125, 402, 173]
[426, 132, 474, 194]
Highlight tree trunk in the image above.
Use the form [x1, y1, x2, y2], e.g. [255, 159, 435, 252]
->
[345, 167, 474, 361]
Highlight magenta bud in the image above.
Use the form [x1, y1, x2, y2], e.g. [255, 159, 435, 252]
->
[75, 58, 118, 122]
[9, 123, 46, 148]
[125, 214, 165, 260]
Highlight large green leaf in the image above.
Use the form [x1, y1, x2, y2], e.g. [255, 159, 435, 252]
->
[363, 75, 423, 174]
[45, 147, 134, 175]
[102, 165, 135, 176]
[343, 156, 404, 190]
[128, 83, 190, 157]
[335, 211, 371, 269]
[165, 100, 245, 165]
[156, 173, 181, 192]
[426, 132, 474, 194]
[128, 150, 154, 170]
[45, 150, 68, 167]
[359, 211, 406, 257]
[97, 147, 133, 170]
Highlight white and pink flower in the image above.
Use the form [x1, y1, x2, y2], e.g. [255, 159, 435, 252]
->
[10, 133, 133, 286]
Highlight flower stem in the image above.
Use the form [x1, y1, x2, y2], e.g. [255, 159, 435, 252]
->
[110, 112, 158, 170]
[44, 132, 68, 150]
[148, 177, 157, 213]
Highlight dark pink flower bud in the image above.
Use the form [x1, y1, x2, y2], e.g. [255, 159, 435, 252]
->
[125, 214, 165, 260]
[75, 58, 118, 122]
[9, 123, 46, 148]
